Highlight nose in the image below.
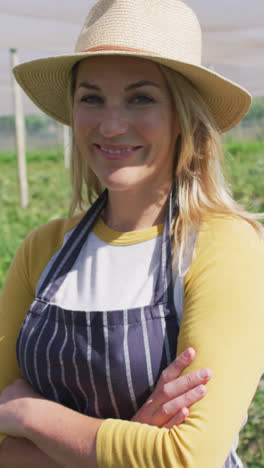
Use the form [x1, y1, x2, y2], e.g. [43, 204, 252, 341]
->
[99, 107, 129, 138]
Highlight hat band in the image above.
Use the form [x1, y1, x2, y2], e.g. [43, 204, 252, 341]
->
[81, 45, 158, 56]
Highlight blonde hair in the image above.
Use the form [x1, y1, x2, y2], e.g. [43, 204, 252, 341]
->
[69, 61, 264, 269]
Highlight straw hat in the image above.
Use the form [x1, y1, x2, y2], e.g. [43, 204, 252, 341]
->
[13, 0, 251, 132]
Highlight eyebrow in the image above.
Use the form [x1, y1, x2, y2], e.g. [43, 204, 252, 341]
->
[77, 80, 161, 91]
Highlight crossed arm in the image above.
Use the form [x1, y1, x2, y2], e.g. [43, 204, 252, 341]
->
[0, 349, 211, 467]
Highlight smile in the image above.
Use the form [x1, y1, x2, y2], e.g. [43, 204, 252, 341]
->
[94, 144, 143, 159]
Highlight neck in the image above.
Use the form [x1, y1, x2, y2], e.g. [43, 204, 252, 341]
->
[102, 183, 172, 232]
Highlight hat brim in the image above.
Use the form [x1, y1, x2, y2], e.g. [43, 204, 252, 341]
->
[13, 50, 251, 133]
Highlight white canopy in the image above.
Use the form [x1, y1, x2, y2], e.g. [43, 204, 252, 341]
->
[0, 0, 263, 116]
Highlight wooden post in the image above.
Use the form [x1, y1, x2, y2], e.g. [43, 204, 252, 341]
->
[63, 125, 71, 168]
[56, 121, 62, 156]
[10, 48, 29, 208]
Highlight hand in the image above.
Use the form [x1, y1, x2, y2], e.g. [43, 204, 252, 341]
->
[131, 348, 212, 429]
[0, 378, 42, 438]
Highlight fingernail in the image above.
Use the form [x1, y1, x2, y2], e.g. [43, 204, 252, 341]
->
[196, 385, 206, 396]
[199, 369, 211, 379]
[184, 348, 193, 359]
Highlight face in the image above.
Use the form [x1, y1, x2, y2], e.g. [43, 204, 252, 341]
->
[73, 56, 180, 194]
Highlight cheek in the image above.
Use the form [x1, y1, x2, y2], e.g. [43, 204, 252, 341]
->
[138, 111, 172, 143]
[73, 109, 96, 136]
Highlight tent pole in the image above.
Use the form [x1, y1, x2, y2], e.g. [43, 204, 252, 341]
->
[10, 48, 29, 209]
[63, 125, 71, 169]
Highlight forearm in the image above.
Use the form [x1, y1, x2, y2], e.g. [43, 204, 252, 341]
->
[0, 436, 62, 468]
[24, 400, 102, 468]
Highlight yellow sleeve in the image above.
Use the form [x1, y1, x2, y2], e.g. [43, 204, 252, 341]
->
[96, 217, 264, 467]
[0, 214, 84, 444]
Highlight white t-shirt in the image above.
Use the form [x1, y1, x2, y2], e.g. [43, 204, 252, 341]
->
[37, 217, 192, 324]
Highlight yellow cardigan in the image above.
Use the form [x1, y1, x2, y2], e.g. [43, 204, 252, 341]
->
[0, 214, 264, 467]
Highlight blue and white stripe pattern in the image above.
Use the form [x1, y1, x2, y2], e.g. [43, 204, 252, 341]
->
[16, 189, 243, 466]
[17, 190, 179, 420]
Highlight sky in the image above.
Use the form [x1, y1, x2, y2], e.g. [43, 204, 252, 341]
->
[0, 0, 264, 116]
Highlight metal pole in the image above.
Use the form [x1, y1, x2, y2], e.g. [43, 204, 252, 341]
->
[63, 124, 71, 168]
[10, 48, 29, 208]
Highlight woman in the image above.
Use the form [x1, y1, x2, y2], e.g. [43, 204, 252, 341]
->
[0, 0, 264, 467]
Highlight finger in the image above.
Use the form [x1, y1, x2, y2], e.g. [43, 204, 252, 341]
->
[161, 367, 212, 403]
[153, 384, 207, 427]
[162, 407, 189, 429]
[157, 348, 196, 388]
[154, 367, 212, 412]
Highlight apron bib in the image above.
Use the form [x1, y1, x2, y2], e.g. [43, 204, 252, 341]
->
[16, 190, 179, 420]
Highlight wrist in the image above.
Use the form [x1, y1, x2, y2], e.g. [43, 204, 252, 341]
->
[10, 397, 35, 439]
[23, 399, 102, 468]
[20, 397, 53, 440]
[23, 398, 55, 440]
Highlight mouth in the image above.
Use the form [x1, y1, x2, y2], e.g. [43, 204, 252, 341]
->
[94, 143, 143, 159]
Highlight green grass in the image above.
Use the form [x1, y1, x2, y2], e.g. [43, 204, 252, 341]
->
[0, 142, 264, 465]
[0, 149, 72, 288]
[238, 382, 264, 467]
[224, 141, 264, 213]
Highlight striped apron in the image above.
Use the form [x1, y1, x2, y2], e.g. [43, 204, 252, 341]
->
[16, 190, 179, 420]
[16, 190, 243, 466]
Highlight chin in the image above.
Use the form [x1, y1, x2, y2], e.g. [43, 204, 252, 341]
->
[97, 168, 144, 192]
[102, 179, 136, 193]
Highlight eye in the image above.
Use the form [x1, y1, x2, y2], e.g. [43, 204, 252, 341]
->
[80, 95, 104, 104]
[130, 94, 155, 105]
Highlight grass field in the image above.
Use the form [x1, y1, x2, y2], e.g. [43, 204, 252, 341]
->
[0, 141, 264, 465]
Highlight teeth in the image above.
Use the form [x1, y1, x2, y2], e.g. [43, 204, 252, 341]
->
[100, 146, 134, 154]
